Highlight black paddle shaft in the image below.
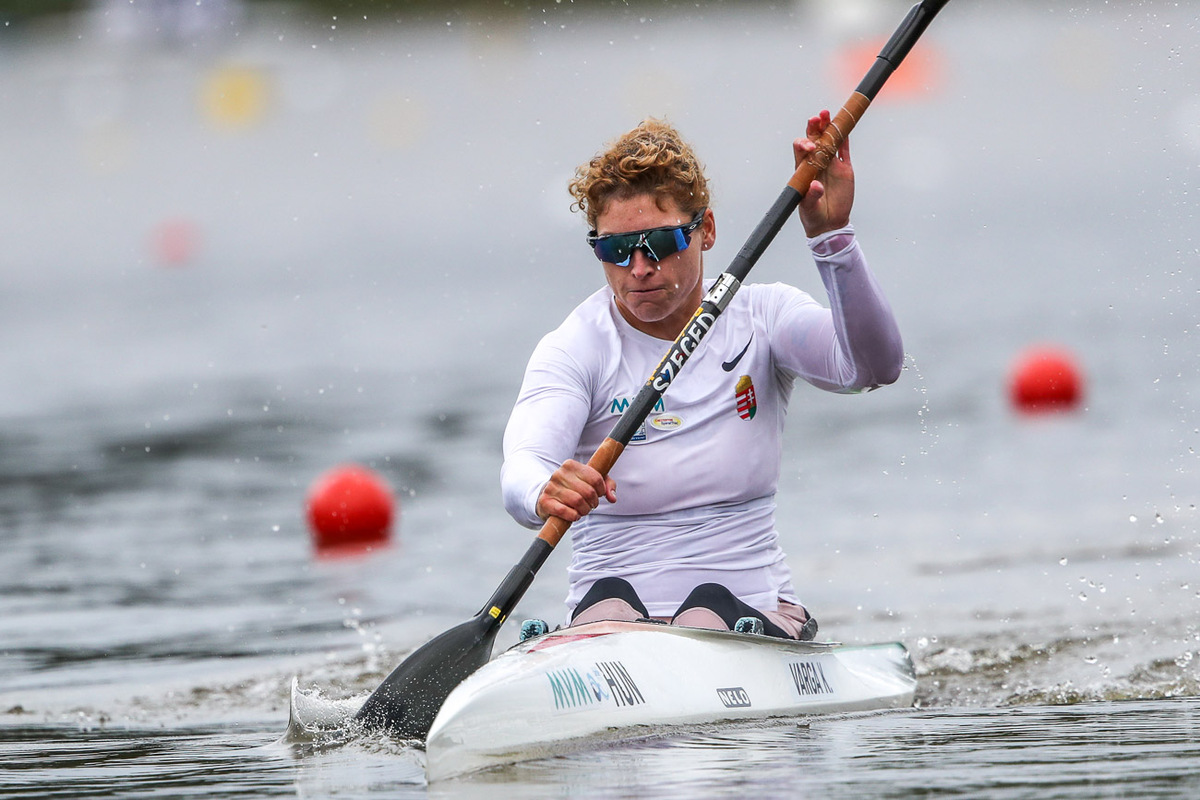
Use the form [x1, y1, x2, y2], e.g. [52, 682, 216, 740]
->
[860, 0, 951, 100]
[354, 0, 953, 742]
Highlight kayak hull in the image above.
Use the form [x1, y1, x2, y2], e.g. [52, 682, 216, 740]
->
[425, 620, 916, 780]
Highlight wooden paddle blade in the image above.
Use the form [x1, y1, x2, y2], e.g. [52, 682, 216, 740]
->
[353, 612, 497, 740]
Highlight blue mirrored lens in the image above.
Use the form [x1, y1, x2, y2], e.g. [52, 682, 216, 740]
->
[593, 235, 637, 266]
[593, 226, 691, 267]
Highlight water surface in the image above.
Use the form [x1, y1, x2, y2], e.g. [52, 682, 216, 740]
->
[2, 0, 1199, 796]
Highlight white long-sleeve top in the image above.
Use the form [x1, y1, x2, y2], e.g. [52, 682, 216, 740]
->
[501, 227, 903, 617]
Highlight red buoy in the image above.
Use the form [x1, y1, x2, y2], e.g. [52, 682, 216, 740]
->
[306, 465, 395, 551]
[1009, 346, 1084, 413]
[150, 218, 201, 267]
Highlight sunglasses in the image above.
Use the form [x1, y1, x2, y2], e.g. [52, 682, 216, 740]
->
[587, 208, 707, 267]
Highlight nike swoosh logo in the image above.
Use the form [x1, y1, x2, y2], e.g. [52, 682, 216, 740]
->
[721, 334, 753, 372]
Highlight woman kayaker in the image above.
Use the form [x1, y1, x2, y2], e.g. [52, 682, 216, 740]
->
[500, 113, 903, 639]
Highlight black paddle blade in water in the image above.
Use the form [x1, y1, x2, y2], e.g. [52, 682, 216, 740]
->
[353, 612, 498, 740]
[354, 543, 551, 740]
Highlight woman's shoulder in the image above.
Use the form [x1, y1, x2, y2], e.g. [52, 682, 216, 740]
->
[543, 287, 616, 342]
[730, 281, 817, 319]
[528, 287, 618, 369]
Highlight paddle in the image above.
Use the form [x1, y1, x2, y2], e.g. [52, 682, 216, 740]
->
[353, 0, 952, 741]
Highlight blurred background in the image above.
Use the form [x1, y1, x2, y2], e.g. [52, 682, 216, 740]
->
[1, 0, 1198, 726]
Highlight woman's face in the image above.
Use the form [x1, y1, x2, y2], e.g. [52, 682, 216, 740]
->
[595, 194, 716, 340]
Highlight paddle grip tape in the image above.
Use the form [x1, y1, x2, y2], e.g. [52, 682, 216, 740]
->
[788, 0, 950, 196]
[786, 93, 870, 198]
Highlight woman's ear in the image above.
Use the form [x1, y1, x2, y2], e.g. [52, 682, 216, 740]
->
[701, 208, 716, 250]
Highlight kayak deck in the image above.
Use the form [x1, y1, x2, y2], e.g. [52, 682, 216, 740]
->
[425, 619, 916, 780]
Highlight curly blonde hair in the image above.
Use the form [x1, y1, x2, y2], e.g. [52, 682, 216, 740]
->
[568, 118, 710, 230]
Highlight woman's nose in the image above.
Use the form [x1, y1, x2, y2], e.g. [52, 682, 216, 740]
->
[627, 248, 658, 276]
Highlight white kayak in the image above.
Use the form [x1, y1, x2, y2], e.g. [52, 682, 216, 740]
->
[423, 619, 916, 780]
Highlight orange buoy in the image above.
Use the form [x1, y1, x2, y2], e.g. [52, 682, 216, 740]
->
[833, 36, 945, 100]
[306, 465, 395, 551]
[1009, 346, 1084, 413]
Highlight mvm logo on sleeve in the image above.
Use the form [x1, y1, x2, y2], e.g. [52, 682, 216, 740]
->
[735, 375, 757, 420]
[547, 660, 646, 710]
